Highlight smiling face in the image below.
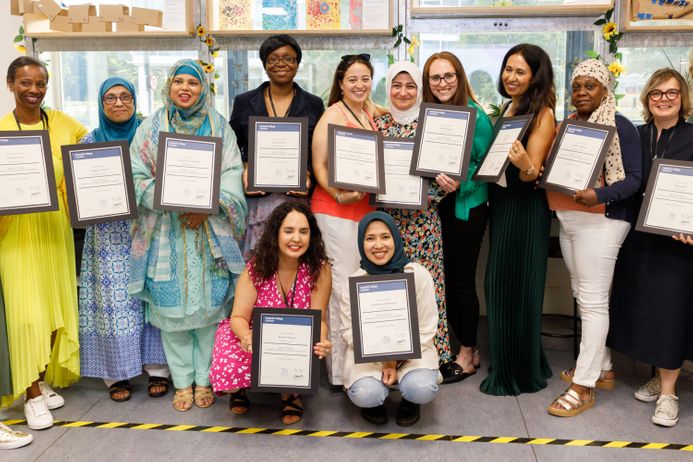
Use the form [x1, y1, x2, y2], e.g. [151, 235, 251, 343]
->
[502, 53, 533, 98]
[339, 62, 372, 106]
[169, 73, 202, 109]
[363, 220, 395, 266]
[427, 58, 457, 103]
[102, 85, 135, 123]
[8, 65, 48, 111]
[265, 45, 299, 86]
[648, 77, 681, 124]
[390, 71, 418, 111]
[571, 76, 606, 119]
[278, 210, 310, 260]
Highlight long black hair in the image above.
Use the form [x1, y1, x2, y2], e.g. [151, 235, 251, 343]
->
[498, 44, 556, 134]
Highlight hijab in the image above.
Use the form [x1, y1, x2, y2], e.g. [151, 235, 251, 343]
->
[357, 212, 409, 275]
[92, 77, 140, 145]
[571, 59, 625, 186]
[162, 59, 211, 136]
[386, 61, 423, 125]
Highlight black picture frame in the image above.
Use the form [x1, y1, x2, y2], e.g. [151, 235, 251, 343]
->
[370, 137, 428, 210]
[327, 124, 385, 194]
[61, 141, 138, 227]
[250, 307, 321, 395]
[246, 116, 309, 193]
[473, 114, 534, 183]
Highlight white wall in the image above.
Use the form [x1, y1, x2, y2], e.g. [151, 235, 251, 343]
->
[0, 8, 24, 116]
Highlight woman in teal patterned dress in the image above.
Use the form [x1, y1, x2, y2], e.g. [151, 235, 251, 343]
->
[374, 61, 455, 366]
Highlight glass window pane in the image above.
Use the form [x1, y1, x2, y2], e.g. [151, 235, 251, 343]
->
[415, 0, 610, 6]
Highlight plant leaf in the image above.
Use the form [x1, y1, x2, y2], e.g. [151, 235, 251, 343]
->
[396, 24, 403, 33]
[403, 37, 411, 44]
[13, 35, 23, 43]
[614, 52, 623, 61]
[394, 37, 402, 48]
[605, 8, 613, 20]
[594, 19, 607, 25]
[19, 25, 24, 35]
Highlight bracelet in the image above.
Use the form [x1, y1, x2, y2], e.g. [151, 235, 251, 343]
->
[335, 191, 342, 204]
[524, 165, 535, 176]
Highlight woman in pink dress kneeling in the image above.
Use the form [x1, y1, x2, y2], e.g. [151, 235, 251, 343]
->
[209, 201, 332, 424]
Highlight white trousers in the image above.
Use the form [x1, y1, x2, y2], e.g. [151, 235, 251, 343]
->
[315, 213, 361, 386]
[556, 210, 630, 388]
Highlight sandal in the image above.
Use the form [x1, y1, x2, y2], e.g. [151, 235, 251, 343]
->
[560, 368, 615, 390]
[148, 376, 169, 398]
[108, 380, 131, 402]
[172, 387, 194, 412]
[194, 386, 215, 409]
[548, 387, 595, 417]
[280, 394, 303, 425]
[229, 389, 249, 415]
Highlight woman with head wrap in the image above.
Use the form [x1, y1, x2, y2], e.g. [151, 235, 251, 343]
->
[374, 61, 453, 377]
[546, 59, 641, 417]
[129, 60, 247, 412]
[230, 34, 324, 257]
[79, 77, 169, 403]
[340, 212, 440, 427]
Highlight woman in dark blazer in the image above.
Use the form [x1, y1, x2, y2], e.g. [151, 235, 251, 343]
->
[230, 34, 324, 256]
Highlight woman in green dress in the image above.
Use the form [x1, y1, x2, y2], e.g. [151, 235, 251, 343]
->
[480, 44, 556, 396]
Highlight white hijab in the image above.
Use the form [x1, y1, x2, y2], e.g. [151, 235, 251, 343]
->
[386, 61, 423, 125]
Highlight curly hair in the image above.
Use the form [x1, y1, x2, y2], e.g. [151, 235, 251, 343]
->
[250, 201, 328, 288]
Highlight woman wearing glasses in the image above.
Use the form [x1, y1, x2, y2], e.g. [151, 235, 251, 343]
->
[78, 77, 169, 403]
[311, 53, 377, 385]
[608, 69, 693, 427]
[230, 34, 324, 256]
[421, 52, 494, 383]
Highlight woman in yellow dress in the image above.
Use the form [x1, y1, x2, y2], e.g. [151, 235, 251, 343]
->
[0, 56, 86, 429]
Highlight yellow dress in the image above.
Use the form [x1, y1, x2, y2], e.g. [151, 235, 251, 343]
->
[0, 110, 87, 407]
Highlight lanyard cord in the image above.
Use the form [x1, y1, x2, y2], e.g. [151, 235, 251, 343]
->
[341, 100, 366, 129]
[268, 86, 295, 118]
[13, 108, 48, 131]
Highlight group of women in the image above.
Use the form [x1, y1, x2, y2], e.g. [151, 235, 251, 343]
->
[1, 34, 691, 450]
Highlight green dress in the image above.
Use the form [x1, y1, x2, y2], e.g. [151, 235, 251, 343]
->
[480, 142, 552, 396]
[0, 279, 12, 396]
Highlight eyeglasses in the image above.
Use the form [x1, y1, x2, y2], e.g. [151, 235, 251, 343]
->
[428, 72, 458, 85]
[341, 53, 371, 63]
[648, 89, 680, 101]
[102, 94, 134, 105]
[267, 55, 297, 65]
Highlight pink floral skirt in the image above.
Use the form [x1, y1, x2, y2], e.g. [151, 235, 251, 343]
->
[209, 318, 252, 394]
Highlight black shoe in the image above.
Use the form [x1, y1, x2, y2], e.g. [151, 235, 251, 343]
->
[360, 404, 387, 425]
[396, 399, 420, 427]
[440, 362, 476, 384]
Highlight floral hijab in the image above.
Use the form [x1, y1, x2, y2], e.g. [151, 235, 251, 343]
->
[162, 59, 212, 136]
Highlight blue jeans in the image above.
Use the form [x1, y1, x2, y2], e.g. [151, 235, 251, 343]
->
[347, 368, 439, 408]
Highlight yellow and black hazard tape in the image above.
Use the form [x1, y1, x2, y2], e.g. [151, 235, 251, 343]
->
[3, 419, 692, 452]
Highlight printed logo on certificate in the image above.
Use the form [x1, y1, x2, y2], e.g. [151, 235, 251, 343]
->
[636, 159, 693, 237]
[410, 103, 477, 181]
[327, 124, 386, 194]
[153, 132, 222, 214]
[0, 130, 59, 216]
[474, 114, 533, 183]
[250, 308, 321, 395]
[538, 120, 616, 195]
[62, 141, 138, 227]
[348, 273, 422, 364]
[247, 116, 309, 193]
[370, 138, 428, 210]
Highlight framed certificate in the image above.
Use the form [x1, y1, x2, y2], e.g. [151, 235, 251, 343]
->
[348, 273, 421, 364]
[250, 308, 321, 395]
[410, 103, 477, 181]
[370, 138, 428, 210]
[61, 141, 138, 227]
[247, 116, 309, 193]
[474, 114, 534, 182]
[153, 132, 222, 214]
[538, 120, 617, 195]
[636, 159, 693, 237]
[327, 124, 385, 194]
[0, 130, 58, 216]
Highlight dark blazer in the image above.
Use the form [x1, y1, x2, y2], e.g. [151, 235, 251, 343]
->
[229, 81, 325, 166]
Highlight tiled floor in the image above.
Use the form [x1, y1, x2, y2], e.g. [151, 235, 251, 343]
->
[2, 319, 691, 462]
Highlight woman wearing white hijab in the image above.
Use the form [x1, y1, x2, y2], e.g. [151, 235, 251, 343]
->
[546, 59, 642, 417]
[374, 61, 456, 376]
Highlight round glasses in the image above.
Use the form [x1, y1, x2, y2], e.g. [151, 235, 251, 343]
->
[103, 94, 134, 105]
[648, 89, 680, 101]
[428, 72, 458, 85]
[267, 55, 297, 65]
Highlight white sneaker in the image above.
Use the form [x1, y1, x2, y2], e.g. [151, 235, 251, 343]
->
[0, 423, 33, 450]
[24, 395, 54, 430]
[634, 376, 660, 403]
[38, 381, 64, 410]
[652, 394, 679, 427]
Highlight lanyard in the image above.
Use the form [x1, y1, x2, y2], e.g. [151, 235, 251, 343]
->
[649, 122, 677, 160]
[341, 100, 366, 129]
[268, 86, 295, 118]
[277, 268, 298, 308]
[13, 109, 48, 131]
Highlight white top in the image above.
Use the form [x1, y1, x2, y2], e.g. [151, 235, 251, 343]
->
[339, 261, 440, 388]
